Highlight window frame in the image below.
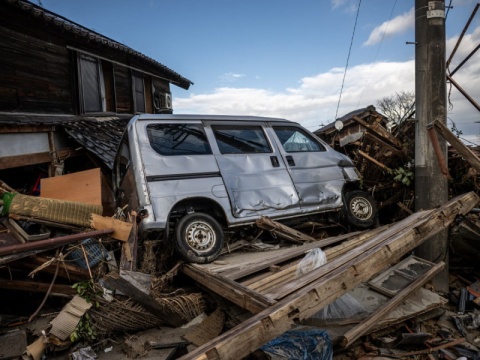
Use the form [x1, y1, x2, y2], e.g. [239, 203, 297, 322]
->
[272, 126, 326, 153]
[146, 123, 213, 156]
[212, 125, 272, 154]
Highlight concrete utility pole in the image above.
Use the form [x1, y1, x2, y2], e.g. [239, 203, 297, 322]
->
[414, 0, 449, 293]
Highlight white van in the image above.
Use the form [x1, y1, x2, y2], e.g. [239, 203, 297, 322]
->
[113, 115, 377, 263]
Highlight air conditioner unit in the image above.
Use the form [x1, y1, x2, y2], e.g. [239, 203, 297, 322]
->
[164, 93, 172, 109]
[153, 92, 172, 112]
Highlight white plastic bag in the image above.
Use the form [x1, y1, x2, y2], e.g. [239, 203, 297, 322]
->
[296, 248, 327, 278]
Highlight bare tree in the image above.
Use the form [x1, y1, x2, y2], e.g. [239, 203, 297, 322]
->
[376, 91, 415, 125]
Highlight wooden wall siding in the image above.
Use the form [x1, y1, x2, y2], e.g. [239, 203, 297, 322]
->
[0, 27, 73, 114]
[114, 66, 133, 113]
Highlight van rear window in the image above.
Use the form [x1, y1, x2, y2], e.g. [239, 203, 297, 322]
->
[147, 124, 212, 156]
[212, 125, 271, 154]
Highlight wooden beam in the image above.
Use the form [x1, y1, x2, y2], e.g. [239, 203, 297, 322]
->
[103, 272, 183, 327]
[182, 265, 276, 314]
[352, 115, 403, 148]
[0, 147, 81, 170]
[340, 260, 445, 347]
[357, 150, 392, 172]
[178, 192, 478, 360]
[255, 217, 317, 243]
[431, 119, 480, 173]
[0, 279, 76, 295]
[265, 211, 429, 300]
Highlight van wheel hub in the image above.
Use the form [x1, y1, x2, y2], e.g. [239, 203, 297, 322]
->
[186, 222, 216, 252]
[350, 197, 373, 220]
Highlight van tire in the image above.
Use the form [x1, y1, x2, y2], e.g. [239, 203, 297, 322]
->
[175, 213, 224, 263]
[343, 190, 377, 229]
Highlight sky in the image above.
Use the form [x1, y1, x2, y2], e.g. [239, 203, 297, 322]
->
[41, 0, 480, 144]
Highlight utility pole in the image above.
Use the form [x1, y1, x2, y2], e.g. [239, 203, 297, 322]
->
[414, 0, 449, 293]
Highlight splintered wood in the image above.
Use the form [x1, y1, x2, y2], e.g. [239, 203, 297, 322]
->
[180, 192, 479, 360]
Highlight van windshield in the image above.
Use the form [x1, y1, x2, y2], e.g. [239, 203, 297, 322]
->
[147, 124, 212, 156]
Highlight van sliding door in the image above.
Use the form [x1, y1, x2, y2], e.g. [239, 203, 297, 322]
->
[208, 123, 300, 218]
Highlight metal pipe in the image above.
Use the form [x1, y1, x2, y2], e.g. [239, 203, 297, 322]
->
[449, 43, 480, 77]
[427, 125, 450, 179]
[0, 228, 114, 257]
[446, 3, 480, 68]
[447, 74, 480, 112]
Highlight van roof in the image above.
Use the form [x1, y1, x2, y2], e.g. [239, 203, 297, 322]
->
[134, 114, 294, 123]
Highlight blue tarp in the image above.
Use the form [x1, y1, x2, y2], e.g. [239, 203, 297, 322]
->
[260, 328, 333, 360]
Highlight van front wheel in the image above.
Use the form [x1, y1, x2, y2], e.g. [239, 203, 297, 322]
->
[343, 190, 378, 229]
[175, 213, 224, 263]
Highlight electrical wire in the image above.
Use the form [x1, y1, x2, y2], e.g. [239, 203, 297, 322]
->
[335, 0, 362, 120]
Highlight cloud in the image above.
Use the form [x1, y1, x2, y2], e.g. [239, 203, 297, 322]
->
[331, 0, 357, 13]
[174, 28, 480, 139]
[175, 61, 415, 131]
[219, 72, 246, 82]
[364, 7, 414, 46]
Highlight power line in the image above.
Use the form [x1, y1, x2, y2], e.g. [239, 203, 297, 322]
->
[335, 0, 362, 120]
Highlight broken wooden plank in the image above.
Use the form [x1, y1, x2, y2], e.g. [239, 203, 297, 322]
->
[103, 272, 183, 327]
[340, 260, 445, 348]
[12, 256, 90, 282]
[213, 231, 361, 280]
[90, 213, 132, 242]
[178, 192, 478, 360]
[352, 115, 403, 148]
[357, 150, 392, 172]
[0, 279, 76, 295]
[182, 264, 276, 314]
[266, 211, 430, 300]
[431, 118, 480, 173]
[255, 216, 317, 243]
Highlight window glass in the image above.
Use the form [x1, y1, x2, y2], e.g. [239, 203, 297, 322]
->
[147, 124, 212, 156]
[133, 74, 146, 113]
[273, 126, 326, 152]
[79, 54, 103, 113]
[212, 125, 271, 154]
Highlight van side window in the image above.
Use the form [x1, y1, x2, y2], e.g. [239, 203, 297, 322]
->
[147, 124, 212, 156]
[212, 125, 271, 154]
[273, 126, 326, 152]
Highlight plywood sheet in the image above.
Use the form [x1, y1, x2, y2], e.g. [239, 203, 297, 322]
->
[41, 168, 102, 206]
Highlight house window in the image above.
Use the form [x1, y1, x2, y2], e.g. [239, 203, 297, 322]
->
[133, 73, 146, 113]
[78, 54, 104, 113]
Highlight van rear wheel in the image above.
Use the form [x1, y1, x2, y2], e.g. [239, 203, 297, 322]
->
[343, 190, 378, 229]
[175, 213, 224, 263]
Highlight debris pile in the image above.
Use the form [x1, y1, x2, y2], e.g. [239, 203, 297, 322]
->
[1, 112, 480, 359]
[314, 106, 480, 224]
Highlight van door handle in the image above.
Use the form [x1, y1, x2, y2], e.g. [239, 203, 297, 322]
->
[270, 156, 280, 167]
[286, 155, 295, 166]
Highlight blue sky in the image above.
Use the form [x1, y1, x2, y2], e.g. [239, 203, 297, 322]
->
[41, 0, 480, 142]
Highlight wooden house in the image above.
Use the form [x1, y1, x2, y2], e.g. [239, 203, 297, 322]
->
[0, 0, 193, 187]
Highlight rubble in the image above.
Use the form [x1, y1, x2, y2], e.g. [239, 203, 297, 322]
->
[1, 111, 480, 360]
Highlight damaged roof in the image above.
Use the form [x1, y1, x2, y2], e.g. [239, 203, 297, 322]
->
[4, 0, 193, 90]
[62, 118, 129, 169]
